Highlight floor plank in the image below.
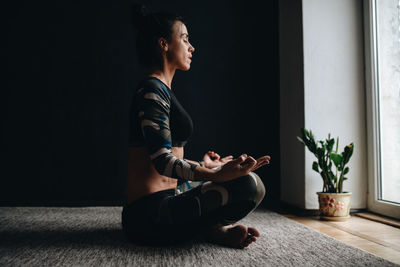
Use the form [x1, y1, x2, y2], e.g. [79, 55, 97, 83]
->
[282, 214, 400, 265]
[355, 212, 400, 228]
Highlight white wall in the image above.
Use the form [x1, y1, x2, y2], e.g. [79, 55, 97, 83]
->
[280, 0, 368, 209]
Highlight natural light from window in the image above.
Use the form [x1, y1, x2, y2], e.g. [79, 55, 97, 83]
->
[376, 0, 400, 204]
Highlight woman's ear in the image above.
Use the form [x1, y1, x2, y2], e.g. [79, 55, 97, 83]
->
[158, 37, 168, 52]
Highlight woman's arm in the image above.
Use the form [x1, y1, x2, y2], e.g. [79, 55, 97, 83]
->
[137, 82, 270, 183]
[138, 84, 198, 181]
[185, 159, 203, 167]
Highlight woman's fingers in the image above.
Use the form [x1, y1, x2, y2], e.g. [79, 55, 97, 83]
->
[257, 155, 270, 160]
[256, 156, 270, 165]
[208, 151, 221, 160]
[233, 154, 247, 165]
[251, 156, 271, 171]
[252, 162, 267, 171]
[240, 156, 257, 171]
[219, 154, 270, 181]
[221, 155, 234, 163]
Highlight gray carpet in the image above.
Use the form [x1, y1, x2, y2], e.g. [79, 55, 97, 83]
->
[0, 207, 397, 267]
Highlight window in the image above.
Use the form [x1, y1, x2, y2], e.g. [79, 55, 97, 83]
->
[365, 0, 400, 219]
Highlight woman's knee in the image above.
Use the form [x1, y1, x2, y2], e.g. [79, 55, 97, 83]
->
[225, 172, 266, 204]
[249, 172, 266, 205]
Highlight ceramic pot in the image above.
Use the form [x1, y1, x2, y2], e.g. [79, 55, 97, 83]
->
[317, 192, 352, 221]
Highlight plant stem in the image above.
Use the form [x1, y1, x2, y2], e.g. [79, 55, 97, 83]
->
[336, 137, 339, 153]
[338, 163, 346, 193]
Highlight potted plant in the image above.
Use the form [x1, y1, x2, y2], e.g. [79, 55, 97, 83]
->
[297, 128, 354, 221]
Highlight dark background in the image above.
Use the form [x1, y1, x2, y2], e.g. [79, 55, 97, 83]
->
[3, 0, 280, 207]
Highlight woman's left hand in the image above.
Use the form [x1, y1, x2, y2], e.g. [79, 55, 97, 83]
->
[202, 151, 233, 169]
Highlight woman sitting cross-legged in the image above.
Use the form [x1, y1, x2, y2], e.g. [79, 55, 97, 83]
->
[122, 4, 271, 249]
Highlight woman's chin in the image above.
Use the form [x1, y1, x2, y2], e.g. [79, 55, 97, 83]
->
[179, 65, 191, 71]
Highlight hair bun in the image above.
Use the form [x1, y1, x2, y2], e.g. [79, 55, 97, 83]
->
[132, 3, 148, 30]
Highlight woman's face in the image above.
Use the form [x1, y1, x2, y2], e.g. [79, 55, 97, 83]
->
[165, 21, 195, 71]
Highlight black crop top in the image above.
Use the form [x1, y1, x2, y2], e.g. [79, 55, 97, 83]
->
[128, 77, 198, 181]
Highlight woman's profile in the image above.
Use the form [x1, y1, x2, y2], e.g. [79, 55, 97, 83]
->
[122, 4, 271, 248]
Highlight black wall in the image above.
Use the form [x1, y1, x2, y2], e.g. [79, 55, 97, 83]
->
[3, 0, 280, 206]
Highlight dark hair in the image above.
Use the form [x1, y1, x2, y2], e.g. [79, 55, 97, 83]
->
[132, 4, 186, 70]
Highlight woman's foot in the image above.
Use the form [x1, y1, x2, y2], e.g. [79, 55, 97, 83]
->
[206, 224, 260, 249]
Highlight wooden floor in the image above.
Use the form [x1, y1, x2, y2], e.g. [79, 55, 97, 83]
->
[282, 213, 400, 265]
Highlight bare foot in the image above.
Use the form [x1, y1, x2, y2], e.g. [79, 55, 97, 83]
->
[206, 224, 260, 249]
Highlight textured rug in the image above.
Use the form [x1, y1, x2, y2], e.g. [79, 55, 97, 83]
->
[0, 207, 397, 266]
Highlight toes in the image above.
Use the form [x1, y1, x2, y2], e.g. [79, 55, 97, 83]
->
[232, 225, 249, 241]
[208, 224, 259, 249]
[241, 240, 251, 248]
[239, 236, 257, 248]
[248, 227, 260, 237]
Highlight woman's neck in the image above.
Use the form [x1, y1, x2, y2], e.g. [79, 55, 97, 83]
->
[148, 66, 175, 89]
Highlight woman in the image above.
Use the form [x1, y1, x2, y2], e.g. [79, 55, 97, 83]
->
[123, 4, 271, 248]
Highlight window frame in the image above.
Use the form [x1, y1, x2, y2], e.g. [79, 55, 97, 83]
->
[364, 0, 400, 219]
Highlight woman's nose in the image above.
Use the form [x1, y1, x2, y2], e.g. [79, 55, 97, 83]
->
[189, 44, 195, 53]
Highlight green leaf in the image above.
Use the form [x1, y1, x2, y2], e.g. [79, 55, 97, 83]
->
[330, 153, 343, 167]
[327, 138, 335, 152]
[298, 130, 311, 151]
[343, 177, 348, 181]
[297, 136, 305, 145]
[343, 167, 349, 175]
[312, 161, 319, 172]
[317, 147, 325, 158]
[310, 142, 317, 153]
[308, 129, 314, 139]
[302, 128, 308, 137]
[302, 128, 318, 153]
[343, 143, 354, 164]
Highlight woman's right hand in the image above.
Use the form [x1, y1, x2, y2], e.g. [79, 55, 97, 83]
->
[212, 154, 270, 183]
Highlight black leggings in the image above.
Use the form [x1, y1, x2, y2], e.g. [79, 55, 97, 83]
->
[121, 172, 266, 246]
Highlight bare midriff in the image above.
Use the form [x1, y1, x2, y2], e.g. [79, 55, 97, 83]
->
[125, 146, 184, 205]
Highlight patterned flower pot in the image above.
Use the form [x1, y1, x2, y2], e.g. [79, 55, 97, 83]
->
[317, 192, 352, 221]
